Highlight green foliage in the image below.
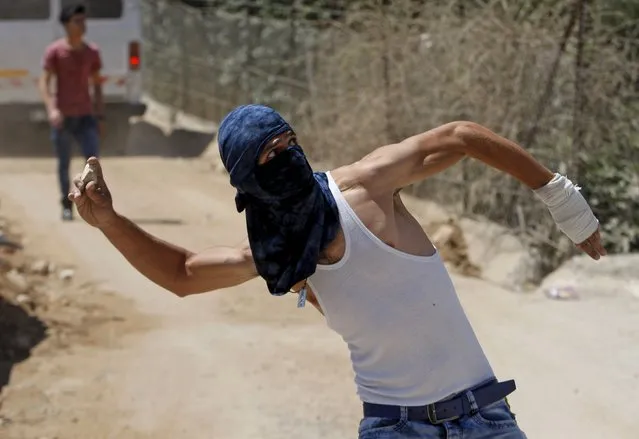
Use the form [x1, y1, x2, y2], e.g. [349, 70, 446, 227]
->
[580, 154, 639, 253]
[179, 0, 348, 20]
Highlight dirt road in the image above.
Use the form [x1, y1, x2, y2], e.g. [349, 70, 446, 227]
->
[0, 156, 637, 439]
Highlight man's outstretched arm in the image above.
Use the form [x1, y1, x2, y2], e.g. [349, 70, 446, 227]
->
[100, 215, 258, 297]
[69, 157, 259, 297]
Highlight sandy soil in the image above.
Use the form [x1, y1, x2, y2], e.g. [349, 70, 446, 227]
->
[0, 156, 637, 439]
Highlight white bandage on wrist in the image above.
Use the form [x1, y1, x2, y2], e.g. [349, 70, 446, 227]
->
[533, 173, 599, 244]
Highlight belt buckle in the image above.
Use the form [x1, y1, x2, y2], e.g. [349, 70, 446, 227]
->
[426, 404, 459, 425]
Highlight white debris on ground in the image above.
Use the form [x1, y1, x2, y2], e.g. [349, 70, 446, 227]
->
[539, 254, 639, 300]
[0, 212, 79, 372]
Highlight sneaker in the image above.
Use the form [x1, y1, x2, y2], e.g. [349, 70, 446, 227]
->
[62, 207, 73, 221]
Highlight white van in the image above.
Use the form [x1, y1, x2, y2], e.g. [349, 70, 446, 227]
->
[0, 0, 145, 155]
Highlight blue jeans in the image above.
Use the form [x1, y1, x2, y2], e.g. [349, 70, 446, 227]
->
[358, 399, 526, 439]
[52, 115, 100, 206]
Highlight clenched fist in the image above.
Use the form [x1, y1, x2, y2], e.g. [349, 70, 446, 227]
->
[68, 157, 117, 228]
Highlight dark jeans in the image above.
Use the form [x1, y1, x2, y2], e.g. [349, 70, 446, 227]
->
[51, 115, 100, 207]
[359, 399, 527, 439]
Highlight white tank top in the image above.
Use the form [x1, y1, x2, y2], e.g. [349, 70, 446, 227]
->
[308, 172, 495, 406]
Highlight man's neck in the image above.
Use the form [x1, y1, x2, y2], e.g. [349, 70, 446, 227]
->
[66, 36, 84, 49]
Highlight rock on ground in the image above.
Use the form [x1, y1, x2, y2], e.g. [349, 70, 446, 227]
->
[539, 254, 639, 300]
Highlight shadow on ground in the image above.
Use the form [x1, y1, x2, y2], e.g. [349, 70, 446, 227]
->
[0, 296, 47, 392]
[125, 120, 215, 158]
[0, 103, 215, 159]
[130, 218, 184, 226]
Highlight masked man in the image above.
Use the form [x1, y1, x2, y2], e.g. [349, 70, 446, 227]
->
[69, 105, 605, 439]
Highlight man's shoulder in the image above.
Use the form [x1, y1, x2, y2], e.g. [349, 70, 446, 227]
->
[85, 41, 101, 53]
[329, 142, 403, 195]
[44, 39, 66, 53]
[329, 160, 389, 198]
[327, 164, 358, 192]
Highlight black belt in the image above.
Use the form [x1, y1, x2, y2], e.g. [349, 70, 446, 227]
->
[363, 379, 516, 424]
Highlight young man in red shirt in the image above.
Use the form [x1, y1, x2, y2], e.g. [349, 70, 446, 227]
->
[39, 3, 104, 221]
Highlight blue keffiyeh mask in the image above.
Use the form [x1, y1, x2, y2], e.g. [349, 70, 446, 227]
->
[217, 104, 340, 295]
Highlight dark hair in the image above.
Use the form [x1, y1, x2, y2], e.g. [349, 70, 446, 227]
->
[59, 3, 86, 24]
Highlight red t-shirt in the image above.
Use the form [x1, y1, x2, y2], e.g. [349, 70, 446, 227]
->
[42, 39, 102, 116]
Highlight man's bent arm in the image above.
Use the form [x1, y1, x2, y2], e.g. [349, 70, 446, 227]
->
[100, 214, 258, 297]
[447, 122, 554, 189]
[359, 121, 554, 193]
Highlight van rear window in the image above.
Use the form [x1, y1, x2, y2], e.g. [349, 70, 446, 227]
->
[60, 0, 124, 19]
[0, 1, 50, 20]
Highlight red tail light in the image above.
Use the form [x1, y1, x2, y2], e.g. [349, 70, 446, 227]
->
[129, 41, 140, 71]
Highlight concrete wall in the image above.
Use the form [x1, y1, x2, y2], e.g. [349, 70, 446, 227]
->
[0, 98, 215, 159]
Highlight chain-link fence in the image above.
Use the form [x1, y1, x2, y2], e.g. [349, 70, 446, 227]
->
[142, 0, 639, 279]
[142, 0, 331, 123]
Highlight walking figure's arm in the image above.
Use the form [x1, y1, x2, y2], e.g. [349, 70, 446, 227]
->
[89, 47, 105, 124]
[39, 45, 63, 128]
